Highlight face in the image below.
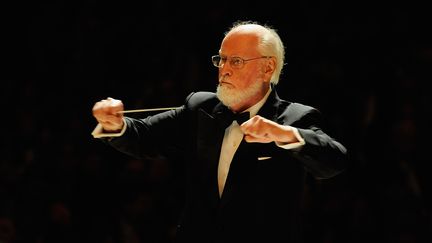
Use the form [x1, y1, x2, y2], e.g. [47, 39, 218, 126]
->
[216, 28, 275, 112]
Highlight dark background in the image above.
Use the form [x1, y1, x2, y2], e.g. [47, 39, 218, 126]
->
[1, 1, 431, 242]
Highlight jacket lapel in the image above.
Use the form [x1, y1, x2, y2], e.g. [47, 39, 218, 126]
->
[196, 102, 234, 163]
[196, 103, 234, 207]
[256, 87, 284, 122]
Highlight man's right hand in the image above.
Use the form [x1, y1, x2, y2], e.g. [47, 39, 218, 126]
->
[92, 97, 125, 132]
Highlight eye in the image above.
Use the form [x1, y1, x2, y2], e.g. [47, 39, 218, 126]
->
[231, 57, 243, 67]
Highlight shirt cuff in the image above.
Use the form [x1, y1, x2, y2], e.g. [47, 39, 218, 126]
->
[91, 120, 127, 138]
[275, 127, 305, 150]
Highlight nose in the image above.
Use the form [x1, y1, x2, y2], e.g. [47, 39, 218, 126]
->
[219, 62, 232, 77]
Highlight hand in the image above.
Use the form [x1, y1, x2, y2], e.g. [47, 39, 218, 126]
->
[92, 97, 125, 132]
[240, 115, 299, 144]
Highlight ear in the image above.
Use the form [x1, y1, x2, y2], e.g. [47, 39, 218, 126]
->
[264, 57, 276, 75]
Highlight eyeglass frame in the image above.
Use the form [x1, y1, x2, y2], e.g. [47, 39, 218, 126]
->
[211, 55, 273, 69]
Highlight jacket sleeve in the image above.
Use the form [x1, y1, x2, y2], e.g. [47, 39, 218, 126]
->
[282, 103, 348, 179]
[102, 91, 218, 160]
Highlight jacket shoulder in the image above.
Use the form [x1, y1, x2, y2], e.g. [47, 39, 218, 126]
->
[287, 102, 317, 113]
[183, 91, 219, 111]
[279, 101, 320, 124]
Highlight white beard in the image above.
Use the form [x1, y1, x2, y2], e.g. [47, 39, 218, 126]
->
[216, 81, 262, 108]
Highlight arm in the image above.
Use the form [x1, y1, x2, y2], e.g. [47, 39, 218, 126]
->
[90, 92, 218, 160]
[240, 108, 348, 179]
[91, 97, 190, 160]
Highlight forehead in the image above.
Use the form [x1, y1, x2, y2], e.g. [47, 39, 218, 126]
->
[220, 31, 260, 56]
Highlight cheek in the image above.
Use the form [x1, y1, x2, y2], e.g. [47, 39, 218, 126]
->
[237, 70, 263, 87]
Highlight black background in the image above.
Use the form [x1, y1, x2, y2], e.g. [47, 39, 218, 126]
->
[1, 1, 431, 242]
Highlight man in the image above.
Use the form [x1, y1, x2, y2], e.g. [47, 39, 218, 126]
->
[92, 21, 348, 243]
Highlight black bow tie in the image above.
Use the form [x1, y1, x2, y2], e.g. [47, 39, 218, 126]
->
[217, 108, 250, 128]
[232, 111, 250, 125]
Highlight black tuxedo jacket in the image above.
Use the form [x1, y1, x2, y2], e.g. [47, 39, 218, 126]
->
[106, 87, 347, 243]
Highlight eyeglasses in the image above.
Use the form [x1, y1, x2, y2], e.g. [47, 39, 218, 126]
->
[211, 55, 272, 69]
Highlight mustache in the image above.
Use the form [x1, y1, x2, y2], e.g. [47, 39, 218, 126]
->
[219, 74, 230, 83]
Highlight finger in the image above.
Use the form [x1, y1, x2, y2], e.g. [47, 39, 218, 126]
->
[96, 100, 123, 114]
[107, 98, 122, 107]
[240, 115, 264, 133]
[244, 134, 272, 143]
[97, 113, 123, 123]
